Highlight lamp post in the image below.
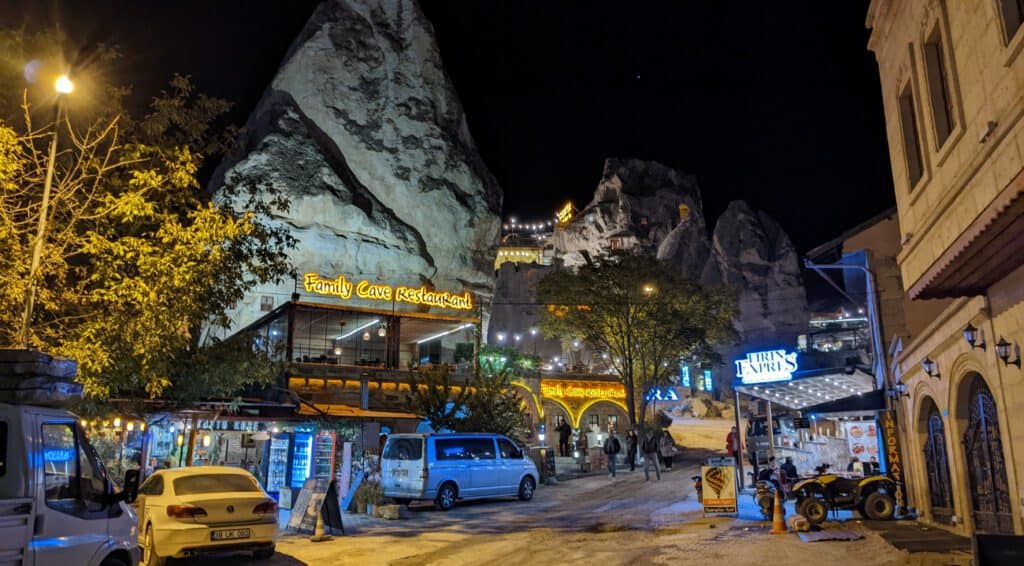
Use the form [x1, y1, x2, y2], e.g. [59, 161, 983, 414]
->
[17, 74, 74, 348]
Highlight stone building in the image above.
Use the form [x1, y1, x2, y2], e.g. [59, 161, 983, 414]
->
[867, 0, 1024, 535]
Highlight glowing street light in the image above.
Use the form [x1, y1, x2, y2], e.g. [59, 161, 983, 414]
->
[54, 74, 74, 94]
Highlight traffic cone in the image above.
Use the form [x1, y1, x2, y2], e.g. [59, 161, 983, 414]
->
[770, 488, 787, 535]
[310, 511, 333, 542]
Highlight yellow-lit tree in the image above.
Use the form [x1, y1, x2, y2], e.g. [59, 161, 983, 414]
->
[0, 35, 293, 403]
[537, 251, 737, 427]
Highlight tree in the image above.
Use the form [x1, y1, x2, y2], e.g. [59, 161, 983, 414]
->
[537, 251, 737, 428]
[457, 350, 530, 443]
[404, 365, 470, 433]
[0, 36, 294, 402]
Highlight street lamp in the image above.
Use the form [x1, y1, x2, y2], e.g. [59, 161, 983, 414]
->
[17, 73, 73, 347]
[530, 328, 538, 355]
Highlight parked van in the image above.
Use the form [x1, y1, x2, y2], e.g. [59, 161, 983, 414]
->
[381, 433, 538, 511]
[0, 350, 140, 566]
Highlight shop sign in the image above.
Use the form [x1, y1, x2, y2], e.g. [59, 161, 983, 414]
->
[645, 387, 679, 402]
[843, 420, 879, 460]
[735, 349, 798, 384]
[556, 201, 574, 225]
[701, 463, 737, 514]
[303, 273, 473, 311]
[881, 410, 905, 510]
[541, 380, 626, 400]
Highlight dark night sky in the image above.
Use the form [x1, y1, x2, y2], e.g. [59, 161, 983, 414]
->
[2, 1, 893, 294]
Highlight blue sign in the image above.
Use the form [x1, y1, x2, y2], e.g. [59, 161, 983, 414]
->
[44, 448, 74, 463]
[702, 369, 714, 392]
[645, 387, 680, 402]
[680, 365, 691, 387]
[735, 350, 798, 384]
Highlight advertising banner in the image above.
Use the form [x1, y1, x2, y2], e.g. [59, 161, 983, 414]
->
[844, 420, 879, 461]
[700, 463, 737, 514]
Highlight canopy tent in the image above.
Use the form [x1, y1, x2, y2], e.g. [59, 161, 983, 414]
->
[734, 366, 876, 410]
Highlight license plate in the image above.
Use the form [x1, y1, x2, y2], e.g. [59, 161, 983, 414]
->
[393, 469, 408, 477]
[211, 528, 251, 541]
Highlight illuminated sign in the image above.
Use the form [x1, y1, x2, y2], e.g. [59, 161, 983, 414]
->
[735, 350, 798, 384]
[303, 273, 473, 311]
[541, 380, 626, 400]
[680, 365, 691, 387]
[556, 201, 574, 225]
[702, 369, 714, 392]
[645, 387, 680, 402]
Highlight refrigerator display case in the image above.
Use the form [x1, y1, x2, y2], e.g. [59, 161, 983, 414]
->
[313, 432, 337, 482]
[266, 433, 291, 495]
[289, 431, 313, 489]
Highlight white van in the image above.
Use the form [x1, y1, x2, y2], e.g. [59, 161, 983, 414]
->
[381, 433, 538, 511]
[0, 403, 141, 566]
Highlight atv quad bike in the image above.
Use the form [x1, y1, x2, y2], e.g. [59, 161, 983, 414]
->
[793, 473, 897, 525]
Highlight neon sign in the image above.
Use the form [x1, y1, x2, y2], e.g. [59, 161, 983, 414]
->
[541, 380, 626, 400]
[645, 387, 680, 402]
[735, 350, 798, 384]
[556, 201, 574, 225]
[303, 273, 473, 311]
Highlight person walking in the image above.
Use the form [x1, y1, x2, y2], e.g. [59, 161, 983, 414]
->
[658, 429, 676, 470]
[642, 429, 661, 481]
[626, 430, 639, 472]
[726, 425, 740, 462]
[602, 428, 622, 479]
[555, 416, 572, 457]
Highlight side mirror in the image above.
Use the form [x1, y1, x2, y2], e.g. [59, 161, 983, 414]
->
[122, 469, 140, 504]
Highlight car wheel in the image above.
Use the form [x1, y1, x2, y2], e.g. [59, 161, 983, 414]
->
[100, 556, 128, 566]
[253, 545, 276, 560]
[435, 483, 457, 511]
[797, 498, 828, 525]
[864, 491, 895, 520]
[141, 525, 166, 566]
[518, 476, 536, 501]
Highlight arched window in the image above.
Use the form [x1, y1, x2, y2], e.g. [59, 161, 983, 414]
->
[963, 377, 1013, 534]
[923, 404, 953, 523]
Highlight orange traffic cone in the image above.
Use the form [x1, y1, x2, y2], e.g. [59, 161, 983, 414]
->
[770, 488, 787, 535]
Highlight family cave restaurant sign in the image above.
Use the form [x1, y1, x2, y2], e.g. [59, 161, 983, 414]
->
[303, 273, 474, 311]
[735, 350, 799, 385]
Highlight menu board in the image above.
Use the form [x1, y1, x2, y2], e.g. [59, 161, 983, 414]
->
[844, 420, 879, 461]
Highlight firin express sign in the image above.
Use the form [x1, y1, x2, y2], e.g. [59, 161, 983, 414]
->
[735, 350, 798, 384]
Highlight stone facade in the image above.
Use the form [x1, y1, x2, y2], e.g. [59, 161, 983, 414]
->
[868, 0, 1024, 535]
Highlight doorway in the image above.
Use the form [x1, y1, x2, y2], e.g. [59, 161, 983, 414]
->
[962, 375, 1013, 534]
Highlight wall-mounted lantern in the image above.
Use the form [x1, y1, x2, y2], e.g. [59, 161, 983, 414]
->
[963, 323, 986, 351]
[921, 357, 940, 379]
[995, 337, 1021, 369]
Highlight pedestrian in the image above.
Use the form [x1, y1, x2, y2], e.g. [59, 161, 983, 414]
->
[658, 429, 676, 470]
[556, 416, 572, 457]
[642, 429, 661, 481]
[726, 425, 740, 463]
[602, 427, 621, 479]
[626, 430, 639, 472]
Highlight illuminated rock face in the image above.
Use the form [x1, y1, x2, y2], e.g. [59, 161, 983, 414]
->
[209, 0, 501, 334]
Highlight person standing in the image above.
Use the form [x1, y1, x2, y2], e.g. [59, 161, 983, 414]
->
[658, 429, 676, 470]
[602, 428, 621, 479]
[556, 416, 572, 457]
[726, 425, 740, 462]
[642, 429, 661, 481]
[626, 430, 639, 472]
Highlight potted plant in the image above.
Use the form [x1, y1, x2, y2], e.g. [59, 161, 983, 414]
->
[364, 480, 384, 517]
[354, 483, 370, 514]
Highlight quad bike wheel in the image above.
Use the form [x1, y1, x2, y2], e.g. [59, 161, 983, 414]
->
[797, 498, 828, 525]
[863, 491, 895, 520]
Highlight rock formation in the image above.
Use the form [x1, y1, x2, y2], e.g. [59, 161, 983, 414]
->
[209, 0, 501, 334]
[553, 158, 709, 278]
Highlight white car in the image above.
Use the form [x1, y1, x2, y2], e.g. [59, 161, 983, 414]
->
[133, 466, 278, 565]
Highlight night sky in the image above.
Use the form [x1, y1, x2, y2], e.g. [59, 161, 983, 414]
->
[2, 1, 892, 275]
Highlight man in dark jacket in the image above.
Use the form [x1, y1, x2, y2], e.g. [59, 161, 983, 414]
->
[642, 429, 661, 481]
[603, 428, 622, 479]
[556, 417, 572, 457]
[626, 430, 639, 471]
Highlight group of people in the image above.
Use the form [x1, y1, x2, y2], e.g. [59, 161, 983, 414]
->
[554, 416, 679, 481]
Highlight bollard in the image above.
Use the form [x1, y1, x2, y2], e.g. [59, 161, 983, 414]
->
[310, 511, 333, 542]
[770, 488, 787, 535]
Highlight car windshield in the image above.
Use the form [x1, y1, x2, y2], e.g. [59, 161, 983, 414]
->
[173, 473, 260, 495]
[383, 437, 423, 460]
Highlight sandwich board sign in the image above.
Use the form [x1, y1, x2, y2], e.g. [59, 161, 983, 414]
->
[701, 457, 737, 515]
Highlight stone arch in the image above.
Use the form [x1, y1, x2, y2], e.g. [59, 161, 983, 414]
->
[577, 398, 630, 434]
[952, 370, 1014, 534]
[509, 381, 542, 422]
[542, 398, 575, 430]
[915, 395, 954, 524]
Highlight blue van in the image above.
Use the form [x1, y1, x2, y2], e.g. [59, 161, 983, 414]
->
[381, 433, 538, 511]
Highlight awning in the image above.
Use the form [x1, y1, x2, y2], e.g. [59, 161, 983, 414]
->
[734, 366, 876, 410]
[801, 389, 887, 416]
[297, 403, 420, 421]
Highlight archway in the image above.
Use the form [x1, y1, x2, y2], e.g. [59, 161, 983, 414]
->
[578, 399, 630, 435]
[958, 373, 1013, 534]
[918, 396, 953, 524]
